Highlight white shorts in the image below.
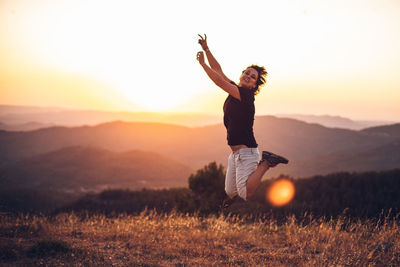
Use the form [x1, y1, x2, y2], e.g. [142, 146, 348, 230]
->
[225, 147, 260, 200]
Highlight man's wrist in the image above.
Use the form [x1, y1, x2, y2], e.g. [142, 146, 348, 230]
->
[204, 47, 210, 52]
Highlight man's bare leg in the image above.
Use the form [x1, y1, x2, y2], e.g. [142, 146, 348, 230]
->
[246, 161, 270, 199]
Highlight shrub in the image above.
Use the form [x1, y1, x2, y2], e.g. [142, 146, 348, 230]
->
[187, 162, 226, 215]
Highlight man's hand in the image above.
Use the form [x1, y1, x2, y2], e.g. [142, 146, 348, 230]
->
[198, 34, 208, 51]
[196, 51, 205, 65]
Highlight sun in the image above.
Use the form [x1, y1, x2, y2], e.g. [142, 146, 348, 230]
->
[114, 81, 190, 112]
[120, 89, 184, 111]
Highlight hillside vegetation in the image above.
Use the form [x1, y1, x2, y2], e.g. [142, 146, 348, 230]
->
[55, 167, 400, 220]
[3, 163, 400, 222]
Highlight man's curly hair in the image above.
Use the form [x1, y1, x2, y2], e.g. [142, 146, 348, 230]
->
[243, 65, 268, 95]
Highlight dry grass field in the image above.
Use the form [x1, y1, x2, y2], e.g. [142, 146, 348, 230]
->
[1, 211, 400, 266]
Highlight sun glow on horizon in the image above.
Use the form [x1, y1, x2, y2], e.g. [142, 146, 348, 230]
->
[0, 0, 201, 112]
[1, 0, 400, 119]
[115, 82, 192, 112]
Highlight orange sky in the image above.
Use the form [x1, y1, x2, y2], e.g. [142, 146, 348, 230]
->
[1, 0, 399, 121]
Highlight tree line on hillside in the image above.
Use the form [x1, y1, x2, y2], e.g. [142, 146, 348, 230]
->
[58, 163, 400, 220]
[2, 162, 400, 221]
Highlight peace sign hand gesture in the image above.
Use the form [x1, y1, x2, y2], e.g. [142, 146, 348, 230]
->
[198, 34, 209, 51]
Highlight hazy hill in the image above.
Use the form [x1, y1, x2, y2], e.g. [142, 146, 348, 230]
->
[361, 123, 400, 138]
[286, 141, 400, 177]
[276, 114, 394, 130]
[0, 105, 65, 115]
[0, 121, 227, 168]
[0, 146, 192, 192]
[0, 105, 220, 128]
[0, 121, 55, 131]
[254, 116, 394, 159]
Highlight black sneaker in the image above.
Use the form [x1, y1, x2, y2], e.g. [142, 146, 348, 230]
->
[261, 151, 289, 167]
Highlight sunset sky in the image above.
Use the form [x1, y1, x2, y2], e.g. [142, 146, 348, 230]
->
[1, 0, 399, 121]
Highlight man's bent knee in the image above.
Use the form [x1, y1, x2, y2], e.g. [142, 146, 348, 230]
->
[225, 187, 237, 199]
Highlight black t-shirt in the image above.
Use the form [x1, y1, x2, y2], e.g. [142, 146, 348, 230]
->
[223, 82, 257, 148]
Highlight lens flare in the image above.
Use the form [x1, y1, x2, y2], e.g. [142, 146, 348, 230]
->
[266, 178, 295, 207]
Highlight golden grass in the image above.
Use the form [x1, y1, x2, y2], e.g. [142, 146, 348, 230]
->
[1, 211, 400, 266]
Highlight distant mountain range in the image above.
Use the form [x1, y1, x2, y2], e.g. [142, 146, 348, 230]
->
[0, 105, 396, 131]
[1, 146, 192, 192]
[0, 121, 56, 131]
[361, 124, 400, 138]
[1, 116, 399, 180]
[275, 114, 394, 130]
[0, 105, 221, 129]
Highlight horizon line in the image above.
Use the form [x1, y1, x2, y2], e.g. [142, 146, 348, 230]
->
[0, 103, 397, 123]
